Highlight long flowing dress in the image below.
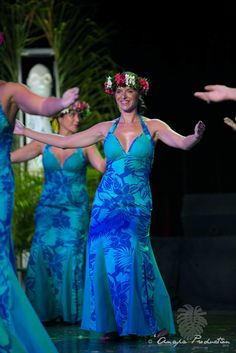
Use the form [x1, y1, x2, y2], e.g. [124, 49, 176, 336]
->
[81, 115, 176, 336]
[0, 105, 58, 353]
[25, 144, 89, 323]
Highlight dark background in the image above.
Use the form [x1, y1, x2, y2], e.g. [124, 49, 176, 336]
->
[87, 2, 236, 309]
[86, 1, 236, 237]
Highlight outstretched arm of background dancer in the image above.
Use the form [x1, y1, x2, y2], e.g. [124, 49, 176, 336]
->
[11, 141, 43, 163]
[84, 144, 107, 173]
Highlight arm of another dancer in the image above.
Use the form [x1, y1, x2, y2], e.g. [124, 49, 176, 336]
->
[194, 85, 236, 103]
[10, 82, 79, 116]
[84, 144, 107, 173]
[11, 141, 43, 163]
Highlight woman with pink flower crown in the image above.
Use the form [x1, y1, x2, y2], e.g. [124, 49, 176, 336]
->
[11, 101, 106, 325]
[14, 71, 205, 340]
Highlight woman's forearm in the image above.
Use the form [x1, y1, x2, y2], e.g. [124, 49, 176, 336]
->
[21, 126, 102, 149]
[24, 128, 65, 148]
[14, 119, 105, 148]
[181, 134, 201, 150]
[13, 84, 79, 116]
[40, 97, 65, 116]
[225, 87, 236, 101]
[11, 141, 42, 163]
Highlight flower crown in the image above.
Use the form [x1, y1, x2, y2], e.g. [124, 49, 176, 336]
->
[60, 100, 90, 117]
[104, 72, 150, 96]
[0, 32, 5, 47]
[51, 100, 90, 133]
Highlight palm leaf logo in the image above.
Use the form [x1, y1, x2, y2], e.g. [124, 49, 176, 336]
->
[176, 304, 207, 340]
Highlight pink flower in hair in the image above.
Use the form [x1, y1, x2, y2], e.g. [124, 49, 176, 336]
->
[139, 78, 149, 94]
[0, 32, 5, 46]
[104, 71, 150, 96]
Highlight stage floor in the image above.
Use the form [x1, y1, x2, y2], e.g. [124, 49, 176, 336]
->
[46, 310, 236, 353]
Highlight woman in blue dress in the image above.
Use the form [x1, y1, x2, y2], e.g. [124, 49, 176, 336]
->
[11, 101, 106, 324]
[0, 80, 78, 353]
[14, 71, 205, 339]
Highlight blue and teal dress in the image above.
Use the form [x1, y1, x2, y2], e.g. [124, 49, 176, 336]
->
[25, 144, 89, 323]
[81, 115, 176, 336]
[0, 104, 58, 353]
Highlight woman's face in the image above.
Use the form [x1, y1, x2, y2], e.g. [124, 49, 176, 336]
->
[115, 86, 139, 112]
[59, 112, 80, 134]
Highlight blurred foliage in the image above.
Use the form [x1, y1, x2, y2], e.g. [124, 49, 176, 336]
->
[12, 164, 43, 253]
[33, 0, 120, 128]
[0, 0, 43, 81]
[12, 161, 102, 252]
[0, 0, 120, 124]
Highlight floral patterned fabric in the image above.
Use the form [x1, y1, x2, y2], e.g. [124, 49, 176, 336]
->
[0, 105, 58, 352]
[25, 144, 89, 323]
[81, 115, 176, 336]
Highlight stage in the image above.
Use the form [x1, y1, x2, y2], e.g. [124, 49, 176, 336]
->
[46, 310, 236, 353]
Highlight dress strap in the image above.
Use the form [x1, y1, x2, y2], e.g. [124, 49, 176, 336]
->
[108, 117, 120, 134]
[139, 115, 152, 138]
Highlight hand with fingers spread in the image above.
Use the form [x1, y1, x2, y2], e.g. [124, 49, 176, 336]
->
[61, 87, 79, 108]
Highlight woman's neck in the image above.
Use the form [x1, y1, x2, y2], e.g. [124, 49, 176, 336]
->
[120, 111, 139, 124]
[58, 128, 73, 136]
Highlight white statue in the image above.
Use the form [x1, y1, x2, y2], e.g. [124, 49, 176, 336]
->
[25, 63, 53, 174]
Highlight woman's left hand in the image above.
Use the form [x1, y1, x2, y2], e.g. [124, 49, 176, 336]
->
[194, 120, 206, 139]
[14, 119, 26, 136]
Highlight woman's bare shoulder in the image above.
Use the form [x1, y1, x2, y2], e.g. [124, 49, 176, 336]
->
[94, 119, 117, 132]
[143, 116, 166, 126]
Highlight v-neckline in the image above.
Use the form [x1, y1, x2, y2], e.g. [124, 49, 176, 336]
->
[113, 115, 144, 155]
[47, 146, 78, 169]
[113, 133, 143, 155]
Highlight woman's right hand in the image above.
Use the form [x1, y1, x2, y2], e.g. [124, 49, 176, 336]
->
[61, 87, 79, 108]
[14, 119, 26, 136]
[194, 85, 231, 103]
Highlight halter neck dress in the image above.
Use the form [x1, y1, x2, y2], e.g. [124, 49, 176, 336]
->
[81, 115, 176, 336]
[25, 144, 89, 323]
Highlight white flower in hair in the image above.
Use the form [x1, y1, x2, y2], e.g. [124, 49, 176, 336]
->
[107, 76, 113, 88]
[129, 75, 136, 86]
[61, 108, 70, 114]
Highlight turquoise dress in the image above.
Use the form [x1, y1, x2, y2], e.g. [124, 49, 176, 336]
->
[0, 105, 58, 352]
[25, 144, 89, 323]
[81, 116, 176, 336]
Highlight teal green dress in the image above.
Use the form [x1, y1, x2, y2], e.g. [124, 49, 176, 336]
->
[0, 105, 58, 352]
[81, 116, 176, 336]
[25, 144, 89, 323]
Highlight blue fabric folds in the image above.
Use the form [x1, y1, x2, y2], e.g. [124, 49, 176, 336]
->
[81, 116, 176, 336]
